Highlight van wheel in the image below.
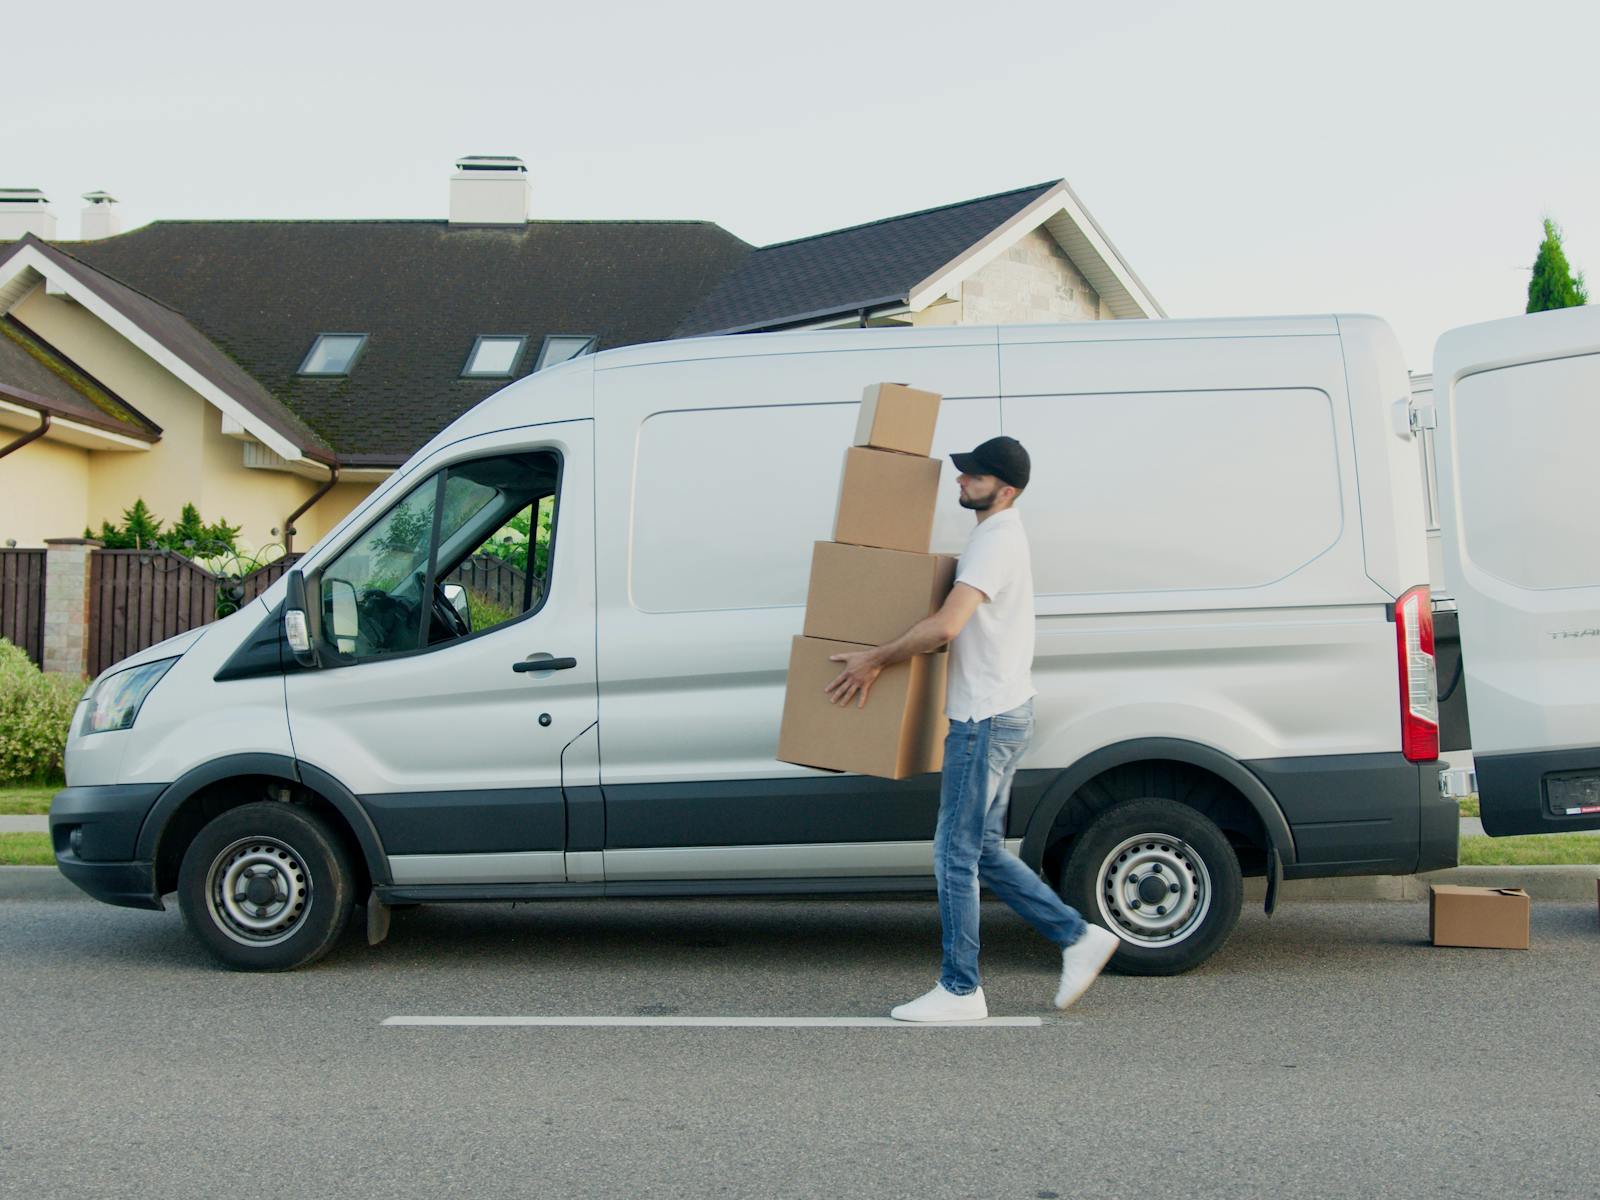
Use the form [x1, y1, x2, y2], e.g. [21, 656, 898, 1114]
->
[1058, 798, 1242, 976]
[177, 801, 356, 972]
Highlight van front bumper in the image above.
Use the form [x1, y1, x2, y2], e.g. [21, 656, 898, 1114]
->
[49, 783, 168, 910]
[53, 857, 163, 910]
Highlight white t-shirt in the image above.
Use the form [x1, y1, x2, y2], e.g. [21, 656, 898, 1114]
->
[947, 508, 1036, 722]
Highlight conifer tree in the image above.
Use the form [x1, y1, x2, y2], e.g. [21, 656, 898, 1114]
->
[1527, 218, 1589, 312]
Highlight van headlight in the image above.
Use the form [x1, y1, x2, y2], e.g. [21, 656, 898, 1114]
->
[82, 659, 177, 735]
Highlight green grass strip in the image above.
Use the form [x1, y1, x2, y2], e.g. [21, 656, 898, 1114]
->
[1458, 833, 1600, 866]
[0, 786, 57, 816]
[0, 832, 54, 866]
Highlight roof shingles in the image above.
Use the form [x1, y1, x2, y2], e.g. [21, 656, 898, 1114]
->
[673, 182, 1059, 336]
[1, 182, 1094, 464]
[60, 220, 752, 461]
[0, 316, 159, 440]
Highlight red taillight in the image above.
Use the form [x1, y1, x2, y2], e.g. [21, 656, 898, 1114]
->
[1395, 585, 1439, 762]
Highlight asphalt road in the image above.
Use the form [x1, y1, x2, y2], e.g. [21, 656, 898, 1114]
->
[3, 895, 1598, 1199]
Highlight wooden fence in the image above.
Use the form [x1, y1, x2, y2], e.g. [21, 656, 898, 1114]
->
[87, 550, 301, 677]
[0, 548, 46, 665]
[446, 553, 529, 613]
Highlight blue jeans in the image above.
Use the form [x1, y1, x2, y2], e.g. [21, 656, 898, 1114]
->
[934, 699, 1086, 995]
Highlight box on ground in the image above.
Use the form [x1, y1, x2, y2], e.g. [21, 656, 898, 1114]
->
[854, 382, 942, 456]
[833, 447, 943, 554]
[776, 636, 947, 780]
[803, 542, 957, 647]
[1429, 884, 1530, 949]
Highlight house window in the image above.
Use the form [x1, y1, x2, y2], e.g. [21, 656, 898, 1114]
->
[298, 334, 368, 376]
[534, 334, 596, 371]
[462, 335, 528, 378]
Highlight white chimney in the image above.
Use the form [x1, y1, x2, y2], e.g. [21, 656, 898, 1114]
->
[79, 191, 123, 240]
[0, 189, 57, 240]
[449, 155, 530, 226]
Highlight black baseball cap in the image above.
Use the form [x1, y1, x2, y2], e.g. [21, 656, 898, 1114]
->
[950, 436, 1030, 490]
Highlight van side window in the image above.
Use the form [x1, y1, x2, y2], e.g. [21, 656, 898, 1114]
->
[319, 450, 559, 660]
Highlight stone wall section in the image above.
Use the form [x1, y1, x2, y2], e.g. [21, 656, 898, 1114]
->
[960, 228, 1101, 325]
[42, 539, 98, 678]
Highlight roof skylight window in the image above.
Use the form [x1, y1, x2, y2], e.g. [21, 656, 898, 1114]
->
[298, 334, 368, 376]
[462, 335, 528, 378]
[534, 334, 597, 371]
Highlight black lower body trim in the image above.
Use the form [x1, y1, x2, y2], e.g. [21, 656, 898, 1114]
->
[361, 787, 565, 855]
[1245, 752, 1434, 877]
[601, 771, 1053, 850]
[53, 856, 163, 910]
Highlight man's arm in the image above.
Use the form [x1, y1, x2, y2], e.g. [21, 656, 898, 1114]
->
[823, 583, 987, 707]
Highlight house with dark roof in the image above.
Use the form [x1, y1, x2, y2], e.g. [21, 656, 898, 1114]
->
[0, 158, 1160, 552]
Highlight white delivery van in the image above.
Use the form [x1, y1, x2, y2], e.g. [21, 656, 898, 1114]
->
[48, 309, 1596, 974]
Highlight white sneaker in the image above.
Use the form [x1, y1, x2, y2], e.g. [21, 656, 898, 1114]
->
[889, 983, 988, 1023]
[1054, 925, 1120, 1009]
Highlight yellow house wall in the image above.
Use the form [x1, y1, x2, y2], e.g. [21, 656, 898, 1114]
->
[197, 405, 318, 555]
[8, 286, 373, 555]
[299, 481, 377, 547]
[0, 435, 91, 546]
[908, 297, 962, 328]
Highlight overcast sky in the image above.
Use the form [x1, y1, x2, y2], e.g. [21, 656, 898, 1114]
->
[8, 0, 1596, 370]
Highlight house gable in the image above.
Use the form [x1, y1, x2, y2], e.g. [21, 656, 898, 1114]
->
[905, 179, 1163, 320]
[0, 236, 330, 462]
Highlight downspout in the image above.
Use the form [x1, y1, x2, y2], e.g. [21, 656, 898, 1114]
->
[0, 410, 51, 460]
[283, 462, 339, 555]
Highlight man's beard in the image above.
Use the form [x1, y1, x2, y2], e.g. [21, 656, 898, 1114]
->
[958, 490, 996, 511]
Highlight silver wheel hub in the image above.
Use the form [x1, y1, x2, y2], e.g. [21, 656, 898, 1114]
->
[1095, 832, 1211, 946]
[207, 837, 312, 947]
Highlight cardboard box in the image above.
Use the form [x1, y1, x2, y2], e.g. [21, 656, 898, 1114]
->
[1429, 884, 1531, 949]
[803, 541, 957, 646]
[833, 447, 943, 554]
[776, 636, 948, 780]
[853, 382, 943, 456]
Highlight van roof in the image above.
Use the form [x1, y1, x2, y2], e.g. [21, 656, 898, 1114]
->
[589, 313, 1347, 373]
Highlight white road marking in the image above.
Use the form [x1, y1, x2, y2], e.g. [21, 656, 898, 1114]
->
[383, 1015, 1044, 1029]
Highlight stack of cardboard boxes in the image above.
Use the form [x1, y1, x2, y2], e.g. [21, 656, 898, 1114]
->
[777, 383, 958, 780]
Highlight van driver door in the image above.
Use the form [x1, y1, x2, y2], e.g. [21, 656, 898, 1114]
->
[285, 422, 598, 885]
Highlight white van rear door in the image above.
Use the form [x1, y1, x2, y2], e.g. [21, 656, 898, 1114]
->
[1432, 305, 1600, 834]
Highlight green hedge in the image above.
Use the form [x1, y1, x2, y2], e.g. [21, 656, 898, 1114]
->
[0, 640, 84, 785]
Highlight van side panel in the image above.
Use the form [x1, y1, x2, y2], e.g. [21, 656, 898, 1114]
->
[593, 335, 1000, 854]
[997, 329, 1400, 769]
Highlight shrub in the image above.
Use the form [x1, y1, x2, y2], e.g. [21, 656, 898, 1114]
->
[0, 639, 84, 785]
[88, 499, 243, 558]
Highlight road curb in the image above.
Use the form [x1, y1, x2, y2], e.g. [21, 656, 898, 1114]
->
[2, 863, 1597, 903]
[1245, 865, 1600, 903]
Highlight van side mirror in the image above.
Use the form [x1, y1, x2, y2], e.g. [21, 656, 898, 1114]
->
[283, 569, 322, 669]
[441, 582, 472, 632]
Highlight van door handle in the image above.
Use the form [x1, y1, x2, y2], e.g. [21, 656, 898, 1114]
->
[513, 656, 578, 673]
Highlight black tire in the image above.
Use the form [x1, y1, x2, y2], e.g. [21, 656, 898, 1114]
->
[177, 801, 356, 971]
[1059, 797, 1243, 976]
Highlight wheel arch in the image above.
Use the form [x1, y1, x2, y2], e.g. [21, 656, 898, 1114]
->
[136, 753, 390, 896]
[1020, 738, 1297, 870]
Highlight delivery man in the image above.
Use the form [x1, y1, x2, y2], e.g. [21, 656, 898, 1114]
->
[824, 436, 1120, 1021]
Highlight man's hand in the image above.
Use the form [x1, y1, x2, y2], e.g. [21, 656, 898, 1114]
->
[825, 647, 884, 708]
